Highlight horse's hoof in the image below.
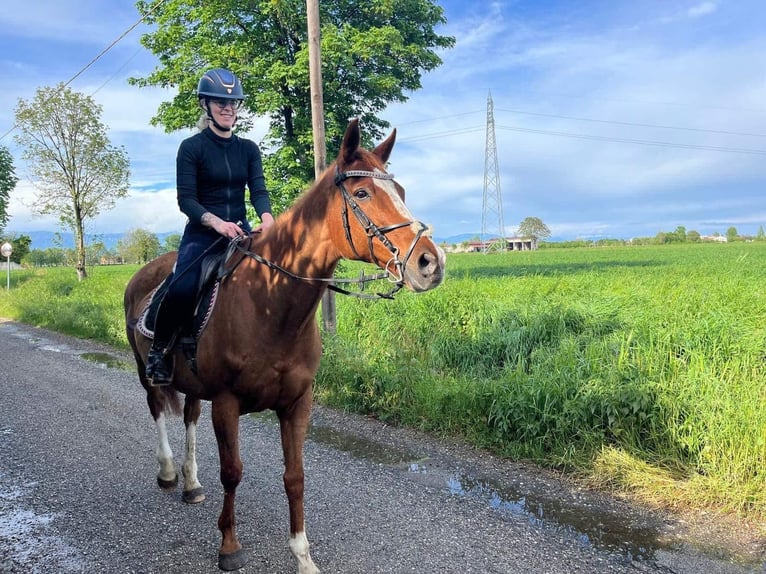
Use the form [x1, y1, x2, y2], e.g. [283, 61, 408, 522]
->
[218, 548, 248, 571]
[157, 475, 178, 490]
[182, 487, 205, 504]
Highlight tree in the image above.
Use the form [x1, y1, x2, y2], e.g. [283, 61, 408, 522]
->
[517, 217, 551, 241]
[756, 225, 765, 241]
[131, 0, 454, 211]
[0, 145, 18, 234]
[86, 240, 113, 265]
[726, 226, 738, 243]
[686, 230, 701, 243]
[24, 247, 66, 267]
[117, 228, 161, 264]
[13, 84, 130, 281]
[162, 233, 182, 253]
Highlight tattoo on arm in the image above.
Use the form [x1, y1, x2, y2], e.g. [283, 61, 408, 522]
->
[200, 212, 222, 229]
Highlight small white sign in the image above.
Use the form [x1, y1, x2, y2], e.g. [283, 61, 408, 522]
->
[0, 242, 11, 258]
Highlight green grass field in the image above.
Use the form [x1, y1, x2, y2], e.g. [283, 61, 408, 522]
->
[1, 242, 764, 521]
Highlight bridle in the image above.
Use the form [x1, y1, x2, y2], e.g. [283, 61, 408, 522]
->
[229, 166, 431, 300]
[334, 167, 430, 286]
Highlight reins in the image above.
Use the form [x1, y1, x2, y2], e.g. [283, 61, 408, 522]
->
[229, 167, 431, 300]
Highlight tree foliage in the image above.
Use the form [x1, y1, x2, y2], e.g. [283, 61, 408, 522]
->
[13, 85, 130, 280]
[162, 233, 182, 253]
[130, 0, 454, 211]
[0, 145, 18, 234]
[117, 228, 162, 264]
[726, 226, 738, 242]
[517, 216, 551, 240]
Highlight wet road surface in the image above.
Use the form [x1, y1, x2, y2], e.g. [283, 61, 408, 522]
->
[1, 320, 763, 573]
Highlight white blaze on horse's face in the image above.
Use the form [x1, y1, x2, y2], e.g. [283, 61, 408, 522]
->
[372, 168, 421, 234]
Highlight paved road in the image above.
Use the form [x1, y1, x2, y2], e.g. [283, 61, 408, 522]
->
[0, 320, 762, 573]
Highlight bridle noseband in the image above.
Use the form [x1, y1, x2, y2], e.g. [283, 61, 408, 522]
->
[229, 166, 432, 300]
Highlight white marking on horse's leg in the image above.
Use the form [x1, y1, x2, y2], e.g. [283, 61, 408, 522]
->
[182, 421, 203, 491]
[155, 413, 176, 483]
[289, 531, 319, 574]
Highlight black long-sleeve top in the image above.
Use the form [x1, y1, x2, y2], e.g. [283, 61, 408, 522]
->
[176, 127, 272, 229]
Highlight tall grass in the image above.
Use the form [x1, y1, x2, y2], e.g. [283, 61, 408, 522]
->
[316, 243, 766, 517]
[0, 265, 135, 349]
[1, 244, 764, 518]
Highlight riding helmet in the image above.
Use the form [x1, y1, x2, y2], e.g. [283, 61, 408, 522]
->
[197, 68, 245, 100]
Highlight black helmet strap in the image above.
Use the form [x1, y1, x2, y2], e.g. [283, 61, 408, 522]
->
[203, 98, 235, 132]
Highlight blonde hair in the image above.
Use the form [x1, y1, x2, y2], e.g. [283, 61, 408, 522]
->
[196, 111, 210, 132]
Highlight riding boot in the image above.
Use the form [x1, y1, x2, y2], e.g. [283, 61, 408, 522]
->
[146, 340, 173, 386]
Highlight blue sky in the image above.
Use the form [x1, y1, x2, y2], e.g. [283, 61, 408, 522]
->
[1, 0, 765, 241]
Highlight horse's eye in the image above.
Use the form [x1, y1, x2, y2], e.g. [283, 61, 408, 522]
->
[354, 188, 370, 200]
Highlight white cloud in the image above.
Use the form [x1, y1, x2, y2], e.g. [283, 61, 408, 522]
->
[687, 2, 718, 19]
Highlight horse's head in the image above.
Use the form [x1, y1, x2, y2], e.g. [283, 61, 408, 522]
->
[330, 119, 445, 293]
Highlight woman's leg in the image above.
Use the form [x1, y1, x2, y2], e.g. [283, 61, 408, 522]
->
[146, 227, 220, 385]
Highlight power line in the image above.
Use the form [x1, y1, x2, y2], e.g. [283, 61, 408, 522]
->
[495, 107, 766, 139]
[398, 126, 484, 143]
[496, 124, 766, 155]
[400, 122, 766, 155]
[0, 0, 168, 143]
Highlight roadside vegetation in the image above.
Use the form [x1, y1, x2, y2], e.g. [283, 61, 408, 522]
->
[1, 242, 764, 522]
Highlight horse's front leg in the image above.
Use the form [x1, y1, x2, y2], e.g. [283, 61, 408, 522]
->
[279, 390, 319, 574]
[181, 396, 205, 504]
[212, 394, 247, 571]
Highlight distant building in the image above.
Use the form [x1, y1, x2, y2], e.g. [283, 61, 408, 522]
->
[465, 237, 538, 252]
[700, 235, 727, 243]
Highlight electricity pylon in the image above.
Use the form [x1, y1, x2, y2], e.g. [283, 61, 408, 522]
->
[481, 91, 506, 253]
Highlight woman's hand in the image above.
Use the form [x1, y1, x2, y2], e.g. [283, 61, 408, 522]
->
[217, 220, 247, 239]
[252, 212, 275, 234]
[201, 212, 246, 239]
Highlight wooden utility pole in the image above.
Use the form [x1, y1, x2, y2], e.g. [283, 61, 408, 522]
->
[306, 0, 336, 333]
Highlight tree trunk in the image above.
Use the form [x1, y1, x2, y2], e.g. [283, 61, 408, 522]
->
[74, 218, 87, 281]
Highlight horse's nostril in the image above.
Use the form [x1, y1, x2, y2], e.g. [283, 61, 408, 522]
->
[418, 252, 436, 273]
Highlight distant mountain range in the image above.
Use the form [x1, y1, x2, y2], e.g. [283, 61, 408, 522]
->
[8, 230, 570, 250]
[7, 231, 178, 251]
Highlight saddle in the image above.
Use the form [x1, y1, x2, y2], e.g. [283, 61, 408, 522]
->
[137, 239, 244, 373]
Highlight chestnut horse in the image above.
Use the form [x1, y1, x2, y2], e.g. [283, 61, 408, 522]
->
[123, 119, 445, 572]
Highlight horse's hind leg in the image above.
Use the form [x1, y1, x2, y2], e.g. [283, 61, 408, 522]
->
[181, 396, 205, 504]
[279, 391, 319, 574]
[148, 389, 179, 489]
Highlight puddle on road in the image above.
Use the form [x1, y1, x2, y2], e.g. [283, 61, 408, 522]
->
[302, 422, 764, 567]
[1, 322, 132, 371]
[307, 424, 421, 466]
[307, 423, 669, 560]
[80, 352, 133, 371]
[445, 471, 672, 561]
[254, 415, 673, 561]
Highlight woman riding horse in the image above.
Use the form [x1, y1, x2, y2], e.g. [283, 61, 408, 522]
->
[146, 68, 275, 385]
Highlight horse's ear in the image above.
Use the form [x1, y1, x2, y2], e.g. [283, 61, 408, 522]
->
[372, 129, 397, 164]
[340, 119, 361, 164]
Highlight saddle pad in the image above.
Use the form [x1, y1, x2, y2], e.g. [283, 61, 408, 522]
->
[137, 276, 220, 342]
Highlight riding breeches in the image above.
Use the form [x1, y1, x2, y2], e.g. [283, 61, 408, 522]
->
[153, 225, 225, 344]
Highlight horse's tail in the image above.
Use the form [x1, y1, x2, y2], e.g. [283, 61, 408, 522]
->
[159, 387, 183, 417]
